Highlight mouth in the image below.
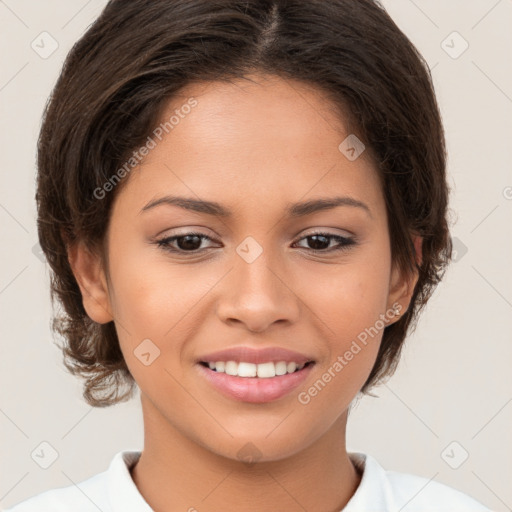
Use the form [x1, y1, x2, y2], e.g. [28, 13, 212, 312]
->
[195, 360, 316, 403]
[198, 360, 315, 377]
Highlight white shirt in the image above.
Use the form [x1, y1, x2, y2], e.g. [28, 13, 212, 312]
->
[5, 450, 492, 511]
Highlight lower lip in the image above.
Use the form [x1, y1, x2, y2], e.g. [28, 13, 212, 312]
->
[196, 363, 315, 403]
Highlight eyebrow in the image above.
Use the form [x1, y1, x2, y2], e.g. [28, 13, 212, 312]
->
[140, 195, 372, 219]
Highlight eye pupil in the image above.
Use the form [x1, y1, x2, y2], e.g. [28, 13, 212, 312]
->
[308, 234, 330, 250]
[178, 235, 202, 251]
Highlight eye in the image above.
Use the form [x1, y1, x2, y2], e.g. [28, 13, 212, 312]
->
[293, 231, 356, 253]
[155, 232, 217, 254]
[153, 230, 357, 256]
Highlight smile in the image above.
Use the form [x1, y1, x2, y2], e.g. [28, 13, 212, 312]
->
[196, 361, 315, 403]
[200, 360, 312, 378]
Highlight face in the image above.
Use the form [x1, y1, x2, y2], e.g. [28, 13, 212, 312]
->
[71, 73, 419, 462]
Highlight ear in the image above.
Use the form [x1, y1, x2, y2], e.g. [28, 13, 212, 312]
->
[67, 240, 114, 324]
[386, 235, 423, 322]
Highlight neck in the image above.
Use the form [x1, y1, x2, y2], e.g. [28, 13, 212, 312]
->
[131, 393, 361, 512]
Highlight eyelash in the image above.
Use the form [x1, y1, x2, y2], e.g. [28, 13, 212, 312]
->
[154, 230, 356, 256]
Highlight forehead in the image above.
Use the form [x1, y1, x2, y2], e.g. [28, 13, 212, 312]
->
[161, 73, 355, 157]
[114, 73, 384, 219]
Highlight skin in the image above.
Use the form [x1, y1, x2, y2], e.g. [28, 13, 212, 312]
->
[68, 73, 421, 512]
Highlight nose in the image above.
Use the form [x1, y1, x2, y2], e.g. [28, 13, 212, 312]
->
[216, 251, 301, 333]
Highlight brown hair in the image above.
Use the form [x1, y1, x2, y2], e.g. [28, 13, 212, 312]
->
[37, 0, 452, 407]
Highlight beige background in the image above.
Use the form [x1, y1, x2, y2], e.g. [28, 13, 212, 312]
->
[1, 1, 511, 510]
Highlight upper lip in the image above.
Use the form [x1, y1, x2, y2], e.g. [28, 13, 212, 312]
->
[197, 346, 315, 365]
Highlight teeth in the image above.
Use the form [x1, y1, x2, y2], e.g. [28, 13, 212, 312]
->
[287, 362, 297, 373]
[205, 360, 308, 377]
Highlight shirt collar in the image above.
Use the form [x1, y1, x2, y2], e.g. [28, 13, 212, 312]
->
[344, 452, 397, 511]
[108, 450, 153, 512]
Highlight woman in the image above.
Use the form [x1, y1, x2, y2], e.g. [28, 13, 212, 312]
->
[6, 0, 492, 510]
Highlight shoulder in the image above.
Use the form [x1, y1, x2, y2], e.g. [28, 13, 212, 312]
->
[5, 450, 152, 512]
[4, 471, 109, 512]
[346, 452, 493, 511]
[5, 450, 146, 512]
[3, 450, 142, 512]
[384, 468, 492, 511]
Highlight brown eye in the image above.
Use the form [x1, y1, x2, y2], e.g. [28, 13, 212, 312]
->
[156, 232, 215, 253]
[294, 232, 356, 253]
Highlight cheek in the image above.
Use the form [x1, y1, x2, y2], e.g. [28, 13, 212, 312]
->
[304, 250, 391, 339]
[107, 240, 199, 334]
[296, 265, 389, 423]
[107, 244, 224, 375]
[108, 256, 190, 391]
[296, 248, 391, 393]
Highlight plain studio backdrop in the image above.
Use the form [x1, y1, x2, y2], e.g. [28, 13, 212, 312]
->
[0, 1, 511, 510]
